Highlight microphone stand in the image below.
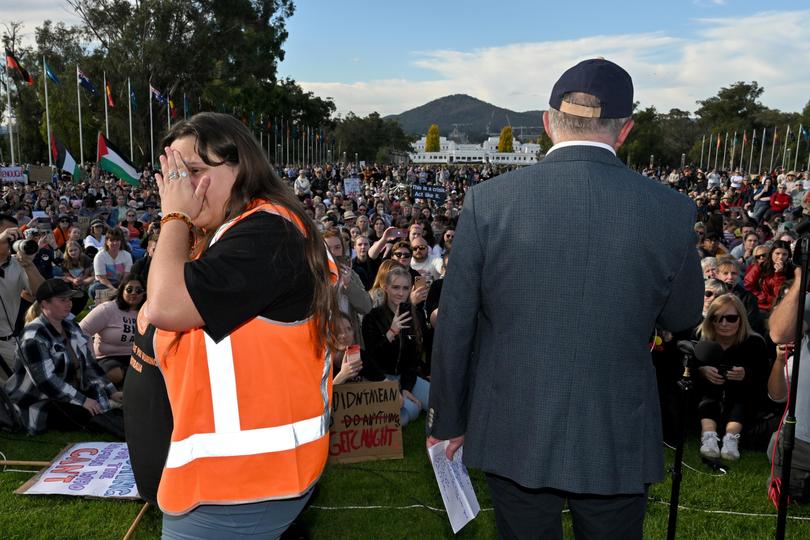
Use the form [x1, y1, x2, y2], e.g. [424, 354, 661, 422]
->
[667, 340, 695, 540]
[776, 235, 810, 539]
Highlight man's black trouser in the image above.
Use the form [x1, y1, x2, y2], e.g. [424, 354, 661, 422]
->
[485, 473, 647, 540]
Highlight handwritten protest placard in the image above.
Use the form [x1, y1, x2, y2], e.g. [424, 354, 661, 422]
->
[329, 380, 403, 464]
[28, 165, 53, 184]
[16, 442, 140, 500]
[343, 177, 362, 198]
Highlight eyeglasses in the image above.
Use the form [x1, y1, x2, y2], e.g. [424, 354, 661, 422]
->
[711, 314, 740, 324]
[127, 214, 136, 218]
[392, 252, 411, 259]
[125, 287, 144, 294]
[704, 290, 716, 298]
[412, 246, 428, 252]
[59, 219, 70, 223]
[755, 254, 769, 260]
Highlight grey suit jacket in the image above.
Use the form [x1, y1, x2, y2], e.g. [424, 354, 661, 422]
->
[428, 145, 703, 495]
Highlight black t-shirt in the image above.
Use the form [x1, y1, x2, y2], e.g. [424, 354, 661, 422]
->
[124, 212, 314, 504]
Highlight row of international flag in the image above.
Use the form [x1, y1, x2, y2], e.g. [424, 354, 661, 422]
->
[702, 125, 810, 172]
[6, 48, 180, 115]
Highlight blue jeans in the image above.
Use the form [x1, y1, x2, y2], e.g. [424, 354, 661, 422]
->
[162, 489, 312, 539]
[386, 375, 430, 426]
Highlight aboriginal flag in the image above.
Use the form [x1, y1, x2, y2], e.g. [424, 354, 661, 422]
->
[5, 48, 33, 86]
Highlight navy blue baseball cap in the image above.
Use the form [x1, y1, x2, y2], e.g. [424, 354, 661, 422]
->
[549, 58, 634, 119]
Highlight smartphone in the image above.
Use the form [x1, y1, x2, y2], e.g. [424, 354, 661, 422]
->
[414, 275, 427, 289]
[394, 229, 408, 238]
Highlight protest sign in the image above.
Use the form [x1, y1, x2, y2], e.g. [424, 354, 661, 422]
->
[16, 442, 140, 500]
[343, 177, 362, 198]
[411, 184, 447, 203]
[329, 379, 403, 464]
[0, 166, 26, 184]
[77, 215, 92, 236]
[28, 165, 53, 184]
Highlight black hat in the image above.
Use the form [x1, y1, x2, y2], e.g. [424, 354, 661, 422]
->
[35, 279, 83, 303]
[90, 219, 104, 228]
[549, 58, 633, 119]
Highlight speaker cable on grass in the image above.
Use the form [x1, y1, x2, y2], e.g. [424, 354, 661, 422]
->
[649, 496, 810, 521]
[0, 450, 39, 474]
[663, 441, 727, 476]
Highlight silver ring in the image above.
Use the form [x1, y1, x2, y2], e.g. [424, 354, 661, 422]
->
[167, 170, 180, 180]
[179, 170, 189, 178]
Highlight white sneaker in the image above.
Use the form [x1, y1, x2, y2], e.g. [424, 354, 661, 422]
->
[721, 433, 741, 461]
[700, 431, 720, 458]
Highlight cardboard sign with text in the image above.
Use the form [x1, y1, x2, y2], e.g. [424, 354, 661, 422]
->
[329, 379, 403, 464]
[16, 442, 140, 500]
[28, 165, 53, 184]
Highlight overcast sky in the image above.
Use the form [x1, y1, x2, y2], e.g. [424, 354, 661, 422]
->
[4, 1, 809, 118]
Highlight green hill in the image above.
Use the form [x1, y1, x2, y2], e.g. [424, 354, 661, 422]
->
[384, 94, 544, 143]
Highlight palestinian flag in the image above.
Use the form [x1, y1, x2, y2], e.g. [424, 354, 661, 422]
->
[97, 132, 139, 185]
[50, 135, 81, 179]
[5, 48, 33, 86]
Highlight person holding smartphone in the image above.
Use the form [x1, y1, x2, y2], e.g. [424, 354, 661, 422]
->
[696, 293, 768, 460]
[362, 265, 429, 426]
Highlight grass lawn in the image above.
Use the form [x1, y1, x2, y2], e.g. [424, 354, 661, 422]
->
[3, 420, 810, 539]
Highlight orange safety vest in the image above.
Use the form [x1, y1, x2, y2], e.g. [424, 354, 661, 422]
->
[154, 200, 337, 515]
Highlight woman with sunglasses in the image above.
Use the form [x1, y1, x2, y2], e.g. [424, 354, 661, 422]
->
[744, 240, 793, 312]
[696, 294, 768, 460]
[120, 208, 145, 242]
[79, 274, 145, 386]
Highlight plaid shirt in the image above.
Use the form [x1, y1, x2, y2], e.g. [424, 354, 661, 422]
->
[3, 314, 116, 434]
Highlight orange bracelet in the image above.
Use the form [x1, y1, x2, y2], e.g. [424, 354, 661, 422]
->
[160, 211, 194, 231]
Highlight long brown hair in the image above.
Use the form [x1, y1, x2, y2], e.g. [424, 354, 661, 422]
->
[160, 112, 338, 351]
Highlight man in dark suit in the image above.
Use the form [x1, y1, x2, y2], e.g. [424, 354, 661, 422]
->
[426, 59, 703, 539]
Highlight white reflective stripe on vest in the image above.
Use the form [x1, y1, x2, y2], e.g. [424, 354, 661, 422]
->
[164, 412, 329, 468]
[205, 333, 241, 433]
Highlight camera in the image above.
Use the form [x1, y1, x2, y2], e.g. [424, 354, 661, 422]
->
[12, 239, 39, 256]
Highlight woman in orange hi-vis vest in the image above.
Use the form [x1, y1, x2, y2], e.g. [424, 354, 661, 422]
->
[123, 112, 338, 539]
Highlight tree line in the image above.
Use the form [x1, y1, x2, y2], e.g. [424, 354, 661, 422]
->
[2, 0, 413, 167]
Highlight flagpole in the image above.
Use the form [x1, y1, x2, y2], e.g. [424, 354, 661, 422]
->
[739, 131, 745, 172]
[721, 132, 729, 170]
[76, 66, 84, 166]
[149, 85, 154, 167]
[714, 134, 720, 170]
[4, 69, 14, 165]
[748, 130, 756, 174]
[770, 127, 778, 172]
[166, 93, 170, 130]
[43, 57, 52, 167]
[759, 128, 766, 173]
[127, 78, 133, 162]
[103, 72, 109, 136]
[729, 131, 737, 171]
[782, 125, 791, 169]
[795, 124, 803, 172]
[706, 133, 713, 171]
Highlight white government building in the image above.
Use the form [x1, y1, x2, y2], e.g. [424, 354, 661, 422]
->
[409, 136, 543, 165]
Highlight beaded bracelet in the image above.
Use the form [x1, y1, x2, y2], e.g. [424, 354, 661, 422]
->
[160, 211, 194, 231]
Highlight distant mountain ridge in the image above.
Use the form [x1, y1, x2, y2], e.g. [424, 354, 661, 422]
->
[384, 94, 544, 143]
